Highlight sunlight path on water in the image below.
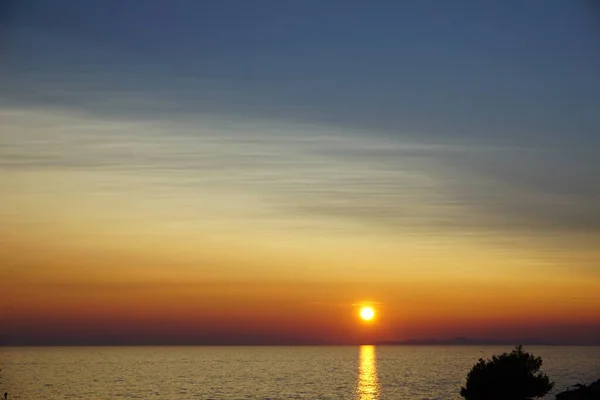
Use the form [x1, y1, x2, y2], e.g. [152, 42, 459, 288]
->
[357, 345, 379, 400]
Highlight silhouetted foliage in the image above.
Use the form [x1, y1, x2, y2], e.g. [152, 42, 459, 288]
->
[556, 379, 600, 400]
[460, 345, 554, 400]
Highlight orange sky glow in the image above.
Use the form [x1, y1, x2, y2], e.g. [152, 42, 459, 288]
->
[1, 104, 600, 346]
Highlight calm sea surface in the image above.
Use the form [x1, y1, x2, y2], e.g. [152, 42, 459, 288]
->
[1, 346, 599, 399]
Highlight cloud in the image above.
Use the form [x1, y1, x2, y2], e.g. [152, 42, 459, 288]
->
[2, 106, 599, 254]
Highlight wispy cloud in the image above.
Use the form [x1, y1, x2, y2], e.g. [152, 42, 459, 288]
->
[2, 105, 598, 261]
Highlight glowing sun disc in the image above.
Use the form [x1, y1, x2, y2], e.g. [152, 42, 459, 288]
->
[360, 306, 375, 321]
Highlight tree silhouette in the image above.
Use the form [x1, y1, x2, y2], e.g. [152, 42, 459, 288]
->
[556, 379, 600, 400]
[460, 345, 554, 400]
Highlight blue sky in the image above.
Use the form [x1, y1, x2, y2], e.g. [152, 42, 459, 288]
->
[3, 0, 599, 142]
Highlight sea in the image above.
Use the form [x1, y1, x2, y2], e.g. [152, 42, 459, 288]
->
[1, 346, 599, 399]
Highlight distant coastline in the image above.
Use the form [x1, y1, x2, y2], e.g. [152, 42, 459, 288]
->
[375, 337, 599, 346]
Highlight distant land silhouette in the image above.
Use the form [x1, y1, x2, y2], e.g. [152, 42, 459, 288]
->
[376, 337, 574, 346]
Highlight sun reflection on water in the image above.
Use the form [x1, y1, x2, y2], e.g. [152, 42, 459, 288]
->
[357, 345, 379, 400]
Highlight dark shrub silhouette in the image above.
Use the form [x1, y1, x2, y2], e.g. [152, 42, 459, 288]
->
[460, 345, 554, 400]
[556, 379, 600, 400]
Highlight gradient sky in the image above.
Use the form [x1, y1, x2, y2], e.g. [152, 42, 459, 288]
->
[1, 0, 600, 345]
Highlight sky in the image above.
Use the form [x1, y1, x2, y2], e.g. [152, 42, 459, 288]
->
[1, 0, 599, 345]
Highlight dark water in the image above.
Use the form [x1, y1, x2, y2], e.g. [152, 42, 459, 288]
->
[2, 346, 599, 399]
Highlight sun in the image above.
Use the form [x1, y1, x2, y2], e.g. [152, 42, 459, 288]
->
[359, 306, 375, 321]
